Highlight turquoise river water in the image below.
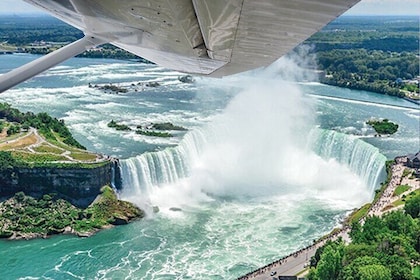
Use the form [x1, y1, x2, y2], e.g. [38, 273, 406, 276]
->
[0, 54, 418, 280]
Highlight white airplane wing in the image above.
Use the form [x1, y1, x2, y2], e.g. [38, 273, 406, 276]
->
[0, 0, 360, 92]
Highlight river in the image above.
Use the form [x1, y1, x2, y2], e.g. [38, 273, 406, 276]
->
[0, 54, 418, 280]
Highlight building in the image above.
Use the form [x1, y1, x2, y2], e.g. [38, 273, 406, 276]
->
[407, 151, 420, 168]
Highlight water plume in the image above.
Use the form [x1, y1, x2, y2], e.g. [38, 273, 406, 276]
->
[120, 56, 384, 213]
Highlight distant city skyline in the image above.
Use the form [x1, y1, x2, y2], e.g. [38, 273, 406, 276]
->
[0, 0, 419, 15]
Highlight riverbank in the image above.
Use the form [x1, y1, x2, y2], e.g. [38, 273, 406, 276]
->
[237, 155, 420, 280]
[0, 186, 144, 240]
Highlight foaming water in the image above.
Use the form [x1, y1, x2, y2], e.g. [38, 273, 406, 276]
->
[0, 54, 408, 280]
[120, 77, 381, 211]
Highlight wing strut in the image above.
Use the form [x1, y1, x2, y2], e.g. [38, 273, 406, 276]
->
[0, 36, 105, 93]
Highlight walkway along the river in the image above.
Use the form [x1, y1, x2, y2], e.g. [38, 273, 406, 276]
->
[237, 156, 420, 280]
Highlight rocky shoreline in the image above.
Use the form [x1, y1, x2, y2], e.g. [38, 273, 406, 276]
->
[0, 186, 144, 240]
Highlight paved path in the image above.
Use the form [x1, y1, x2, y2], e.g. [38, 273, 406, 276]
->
[237, 229, 351, 280]
[238, 157, 419, 280]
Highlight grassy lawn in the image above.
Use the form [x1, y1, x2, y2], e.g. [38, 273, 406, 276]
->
[33, 143, 64, 154]
[393, 185, 411, 196]
[347, 203, 371, 224]
[70, 152, 98, 161]
[12, 151, 68, 162]
[393, 189, 420, 207]
[0, 132, 35, 149]
[0, 123, 105, 165]
[402, 168, 412, 177]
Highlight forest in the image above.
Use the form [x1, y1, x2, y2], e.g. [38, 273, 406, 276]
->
[308, 195, 420, 280]
[1, 15, 419, 97]
[303, 16, 419, 97]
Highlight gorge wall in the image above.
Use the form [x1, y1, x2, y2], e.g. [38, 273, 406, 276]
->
[0, 160, 122, 207]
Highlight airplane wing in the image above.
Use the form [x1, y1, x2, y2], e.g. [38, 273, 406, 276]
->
[0, 0, 360, 92]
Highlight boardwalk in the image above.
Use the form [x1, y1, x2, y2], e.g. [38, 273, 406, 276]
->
[238, 157, 419, 280]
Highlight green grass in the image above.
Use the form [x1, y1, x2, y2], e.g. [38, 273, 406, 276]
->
[393, 185, 411, 196]
[414, 266, 420, 279]
[12, 151, 68, 162]
[347, 203, 371, 224]
[70, 152, 97, 161]
[393, 189, 420, 207]
[402, 168, 412, 177]
[33, 143, 63, 154]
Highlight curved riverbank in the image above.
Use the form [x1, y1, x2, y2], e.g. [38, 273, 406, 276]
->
[238, 155, 420, 280]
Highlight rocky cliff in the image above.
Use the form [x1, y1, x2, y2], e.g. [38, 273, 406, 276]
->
[0, 160, 121, 207]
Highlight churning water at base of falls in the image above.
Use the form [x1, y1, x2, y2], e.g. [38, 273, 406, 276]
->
[0, 54, 418, 280]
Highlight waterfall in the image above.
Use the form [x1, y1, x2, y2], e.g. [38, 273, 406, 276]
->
[119, 78, 387, 208]
[309, 128, 387, 193]
[119, 128, 207, 197]
[120, 127, 386, 201]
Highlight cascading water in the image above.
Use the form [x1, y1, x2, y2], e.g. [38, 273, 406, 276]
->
[120, 73, 387, 213]
[309, 129, 387, 194]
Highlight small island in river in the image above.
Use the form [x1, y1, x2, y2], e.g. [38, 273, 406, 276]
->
[366, 119, 399, 136]
[0, 103, 144, 240]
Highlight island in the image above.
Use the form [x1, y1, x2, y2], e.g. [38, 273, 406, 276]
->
[0, 103, 144, 240]
[107, 120, 187, 138]
[366, 119, 399, 135]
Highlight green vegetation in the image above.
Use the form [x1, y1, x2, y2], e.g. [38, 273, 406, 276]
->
[136, 129, 172, 138]
[0, 186, 144, 239]
[394, 185, 411, 197]
[12, 151, 68, 163]
[316, 50, 417, 97]
[0, 151, 17, 171]
[0, 103, 85, 149]
[414, 266, 420, 279]
[366, 119, 399, 135]
[305, 16, 419, 53]
[308, 195, 420, 280]
[404, 192, 420, 219]
[0, 16, 82, 46]
[7, 124, 21, 136]
[0, 16, 150, 62]
[108, 120, 185, 138]
[392, 189, 420, 208]
[33, 143, 63, 154]
[0, 104, 107, 167]
[302, 16, 419, 97]
[107, 120, 131, 131]
[346, 203, 371, 224]
[403, 168, 413, 177]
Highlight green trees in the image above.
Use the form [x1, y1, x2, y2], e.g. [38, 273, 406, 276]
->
[0, 151, 16, 171]
[316, 49, 418, 97]
[301, 16, 419, 97]
[6, 124, 21, 136]
[309, 203, 420, 280]
[0, 103, 86, 150]
[404, 194, 420, 219]
[366, 119, 398, 135]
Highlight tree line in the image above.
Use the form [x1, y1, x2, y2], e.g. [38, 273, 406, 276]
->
[308, 194, 420, 280]
[301, 16, 419, 97]
[0, 103, 85, 149]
